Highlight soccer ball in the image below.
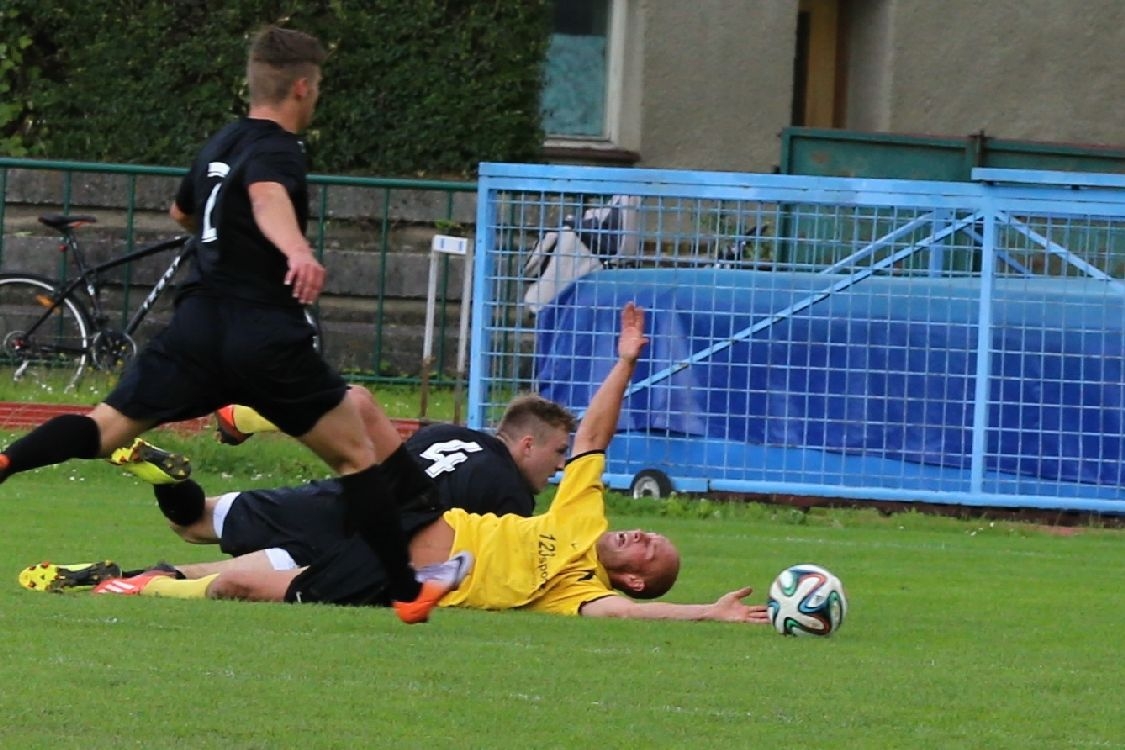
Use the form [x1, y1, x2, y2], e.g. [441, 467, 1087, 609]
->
[767, 563, 847, 637]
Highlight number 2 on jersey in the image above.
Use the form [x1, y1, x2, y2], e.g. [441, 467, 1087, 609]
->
[200, 161, 231, 243]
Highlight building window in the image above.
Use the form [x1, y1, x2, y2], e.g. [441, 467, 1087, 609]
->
[542, 0, 617, 140]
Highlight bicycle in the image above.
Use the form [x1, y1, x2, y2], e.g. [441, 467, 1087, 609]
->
[0, 213, 320, 393]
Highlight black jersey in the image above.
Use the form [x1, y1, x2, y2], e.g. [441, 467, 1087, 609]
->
[220, 423, 536, 562]
[174, 117, 309, 308]
[406, 423, 536, 517]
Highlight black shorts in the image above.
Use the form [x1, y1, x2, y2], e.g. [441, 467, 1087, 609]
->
[219, 479, 349, 564]
[105, 294, 346, 436]
[283, 498, 444, 606]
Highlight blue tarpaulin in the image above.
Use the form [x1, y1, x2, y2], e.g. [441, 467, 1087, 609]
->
[535, 268, 1125, 489]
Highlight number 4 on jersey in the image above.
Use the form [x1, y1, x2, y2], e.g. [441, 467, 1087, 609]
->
[419, 440, 483, 478]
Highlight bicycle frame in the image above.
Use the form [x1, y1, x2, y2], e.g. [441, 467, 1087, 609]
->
[119, 239, 194, 336]
[23, 234, 191, 345]
[14, 222, 319, 370]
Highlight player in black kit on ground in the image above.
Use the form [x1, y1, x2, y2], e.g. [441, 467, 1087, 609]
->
[0, 27, 456, 623]
[151, 395, 575, 572]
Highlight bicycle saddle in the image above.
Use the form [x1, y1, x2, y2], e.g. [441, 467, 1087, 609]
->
[38, 214, 98, 230]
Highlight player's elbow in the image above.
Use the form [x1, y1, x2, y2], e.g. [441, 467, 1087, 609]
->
[579, 595, 634, 618]
[169, 202, 194, 232]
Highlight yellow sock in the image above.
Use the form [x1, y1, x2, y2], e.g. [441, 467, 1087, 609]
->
[140, 573, 219, 599]
[232, 405, 280, 435]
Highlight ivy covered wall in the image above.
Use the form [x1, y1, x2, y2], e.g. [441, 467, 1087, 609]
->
[0, 0, 551, 176]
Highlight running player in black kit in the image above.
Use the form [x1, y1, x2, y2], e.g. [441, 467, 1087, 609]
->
[0, 27, 459, 623]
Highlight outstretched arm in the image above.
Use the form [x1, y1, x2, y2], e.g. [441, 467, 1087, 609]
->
[579, 586, 769, 623]
[572, 302, 649, 455]
[248, 181, 325, 305]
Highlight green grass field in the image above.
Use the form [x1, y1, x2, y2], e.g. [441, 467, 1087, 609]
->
[0, 433, 1122, 749]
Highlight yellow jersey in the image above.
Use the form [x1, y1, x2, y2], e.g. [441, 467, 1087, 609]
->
[439, 451, 615, 615]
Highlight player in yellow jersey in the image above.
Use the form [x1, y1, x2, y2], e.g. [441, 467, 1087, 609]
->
[29, 303, 769, 624]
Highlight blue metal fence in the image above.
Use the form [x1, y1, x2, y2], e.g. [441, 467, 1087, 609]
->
[469, 163, 1125, 515]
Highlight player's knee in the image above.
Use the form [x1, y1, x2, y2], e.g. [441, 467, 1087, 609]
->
[208, 572, 254, 601]
[347, 386, 377, 412]
[302, 421, 377, 474]
[209, 570, 288, 603]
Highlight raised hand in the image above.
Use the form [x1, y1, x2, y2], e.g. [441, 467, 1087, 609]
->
[618, 301, 649, 364]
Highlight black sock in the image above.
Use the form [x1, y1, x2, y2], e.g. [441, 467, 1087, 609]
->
[154, 480, 205, 526]
[0, 414, 101, 478]
[122, 563, 184, 579]
[339, 463, 421, 603]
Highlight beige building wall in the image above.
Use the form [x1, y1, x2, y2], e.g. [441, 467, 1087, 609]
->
[611, 0, 1123, 173]
[630, 0, 797, 173]
[846, 0, 1125, 145]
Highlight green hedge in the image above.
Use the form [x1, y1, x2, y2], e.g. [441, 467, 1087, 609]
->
[0, 0, 550, 176]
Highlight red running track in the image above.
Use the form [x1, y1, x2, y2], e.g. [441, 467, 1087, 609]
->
[0, 402, 421, 440]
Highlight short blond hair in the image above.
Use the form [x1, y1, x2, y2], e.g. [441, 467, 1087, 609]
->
[497, 394, 576, 439]
[247, 26, 327, 105]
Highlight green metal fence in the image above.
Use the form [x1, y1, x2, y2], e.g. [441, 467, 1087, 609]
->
[779, 127, 1125, 181]
[0, 157, 477, 386]
[775, 130, 1125, 272]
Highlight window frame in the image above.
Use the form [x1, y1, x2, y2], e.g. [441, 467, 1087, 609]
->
[543, 0, 628, 148]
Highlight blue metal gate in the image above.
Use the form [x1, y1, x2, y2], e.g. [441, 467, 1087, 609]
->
[470, 164, 1125, 514]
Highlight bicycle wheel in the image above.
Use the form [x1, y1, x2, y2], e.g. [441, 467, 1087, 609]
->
[0, 274, 93, 393]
